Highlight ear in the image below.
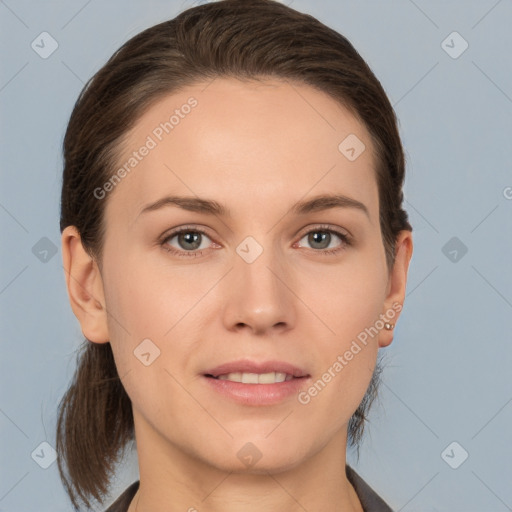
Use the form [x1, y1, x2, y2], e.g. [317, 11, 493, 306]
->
[61, 225, 110, 344]
[379, 230, 413, 348]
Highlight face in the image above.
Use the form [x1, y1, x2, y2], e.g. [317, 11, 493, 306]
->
[97, 77, 398, 473]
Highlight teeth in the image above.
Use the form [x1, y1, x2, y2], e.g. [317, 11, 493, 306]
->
[242, 372, 259, 384]
[218, 372, 242, 382]
[217, 371, 290, 384]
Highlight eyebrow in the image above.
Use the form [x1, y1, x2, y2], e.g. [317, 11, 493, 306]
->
[137, 193, 369, 219]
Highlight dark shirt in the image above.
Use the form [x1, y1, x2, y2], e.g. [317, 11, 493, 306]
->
[105, 466, 393, 511]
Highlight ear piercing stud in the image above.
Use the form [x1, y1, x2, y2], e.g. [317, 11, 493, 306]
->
[384, 322, 395, 330]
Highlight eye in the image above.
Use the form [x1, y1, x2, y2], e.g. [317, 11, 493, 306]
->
[296, 225, 351, 255]
[160, 224, 351, 258]
[161, 227, 217, 258]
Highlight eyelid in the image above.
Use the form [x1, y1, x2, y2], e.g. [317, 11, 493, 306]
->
[295, 223, 351, 240]
[159, 225, 218, 251]
[294, 224, 352, 254]
[160, 224, 214, 242]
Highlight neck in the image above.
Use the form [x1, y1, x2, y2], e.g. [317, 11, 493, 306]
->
[127, 416, 364, 512]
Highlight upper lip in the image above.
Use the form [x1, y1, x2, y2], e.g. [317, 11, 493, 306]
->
[204, 359, 309, 378]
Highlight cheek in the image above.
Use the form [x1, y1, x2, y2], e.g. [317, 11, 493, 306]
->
[295, 246, 386, 415]
[101, 248, 212, 373]
[99, 254, 193, 419]
[298, 249, 388, 341]
[100, 250, 172, 368]
[102, 244, 191, 330]
[300, 300, 380, 435]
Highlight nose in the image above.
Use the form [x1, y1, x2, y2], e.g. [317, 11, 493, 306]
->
[221, 243, 296, 336]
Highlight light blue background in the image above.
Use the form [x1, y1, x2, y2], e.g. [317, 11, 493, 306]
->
[1, 0, 511, 510]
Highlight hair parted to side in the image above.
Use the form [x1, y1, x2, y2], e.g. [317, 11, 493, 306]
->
[57, 0, 412, 509]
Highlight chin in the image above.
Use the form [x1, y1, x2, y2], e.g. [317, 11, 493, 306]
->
[202, 438, 310, 475]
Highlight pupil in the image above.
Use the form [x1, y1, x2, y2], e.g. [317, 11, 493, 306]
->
[309, 231, 330, 249]
[180, 232, 201, 250]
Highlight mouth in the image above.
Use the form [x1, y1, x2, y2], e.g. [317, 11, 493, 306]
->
[202, 360, 310, 405]
[205, 371, 300, 384]
[204, 359, 309, 381]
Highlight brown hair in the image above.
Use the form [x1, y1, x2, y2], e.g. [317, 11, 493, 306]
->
[57, 0, 412, 509]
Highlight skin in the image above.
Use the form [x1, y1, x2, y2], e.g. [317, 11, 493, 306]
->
[62, 77, 413, 512]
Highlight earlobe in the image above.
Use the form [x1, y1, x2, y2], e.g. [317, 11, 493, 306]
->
[61, 226, 110, 344]
[379, 230, 413, 348]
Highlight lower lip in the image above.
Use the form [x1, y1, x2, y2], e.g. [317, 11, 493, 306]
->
[203, 375, 310, 406]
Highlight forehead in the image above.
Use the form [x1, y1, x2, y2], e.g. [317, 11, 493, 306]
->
[105, 77, 379, 224]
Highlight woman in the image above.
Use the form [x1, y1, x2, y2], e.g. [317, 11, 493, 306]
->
[57, 1, 413, 510]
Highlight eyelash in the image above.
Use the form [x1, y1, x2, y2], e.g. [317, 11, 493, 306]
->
[160, 224, 352, 258]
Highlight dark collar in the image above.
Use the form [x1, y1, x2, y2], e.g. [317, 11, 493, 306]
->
[346, 465, 393, 511]
[105, 480, 139, 512]
[105, 466, 393, 511]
